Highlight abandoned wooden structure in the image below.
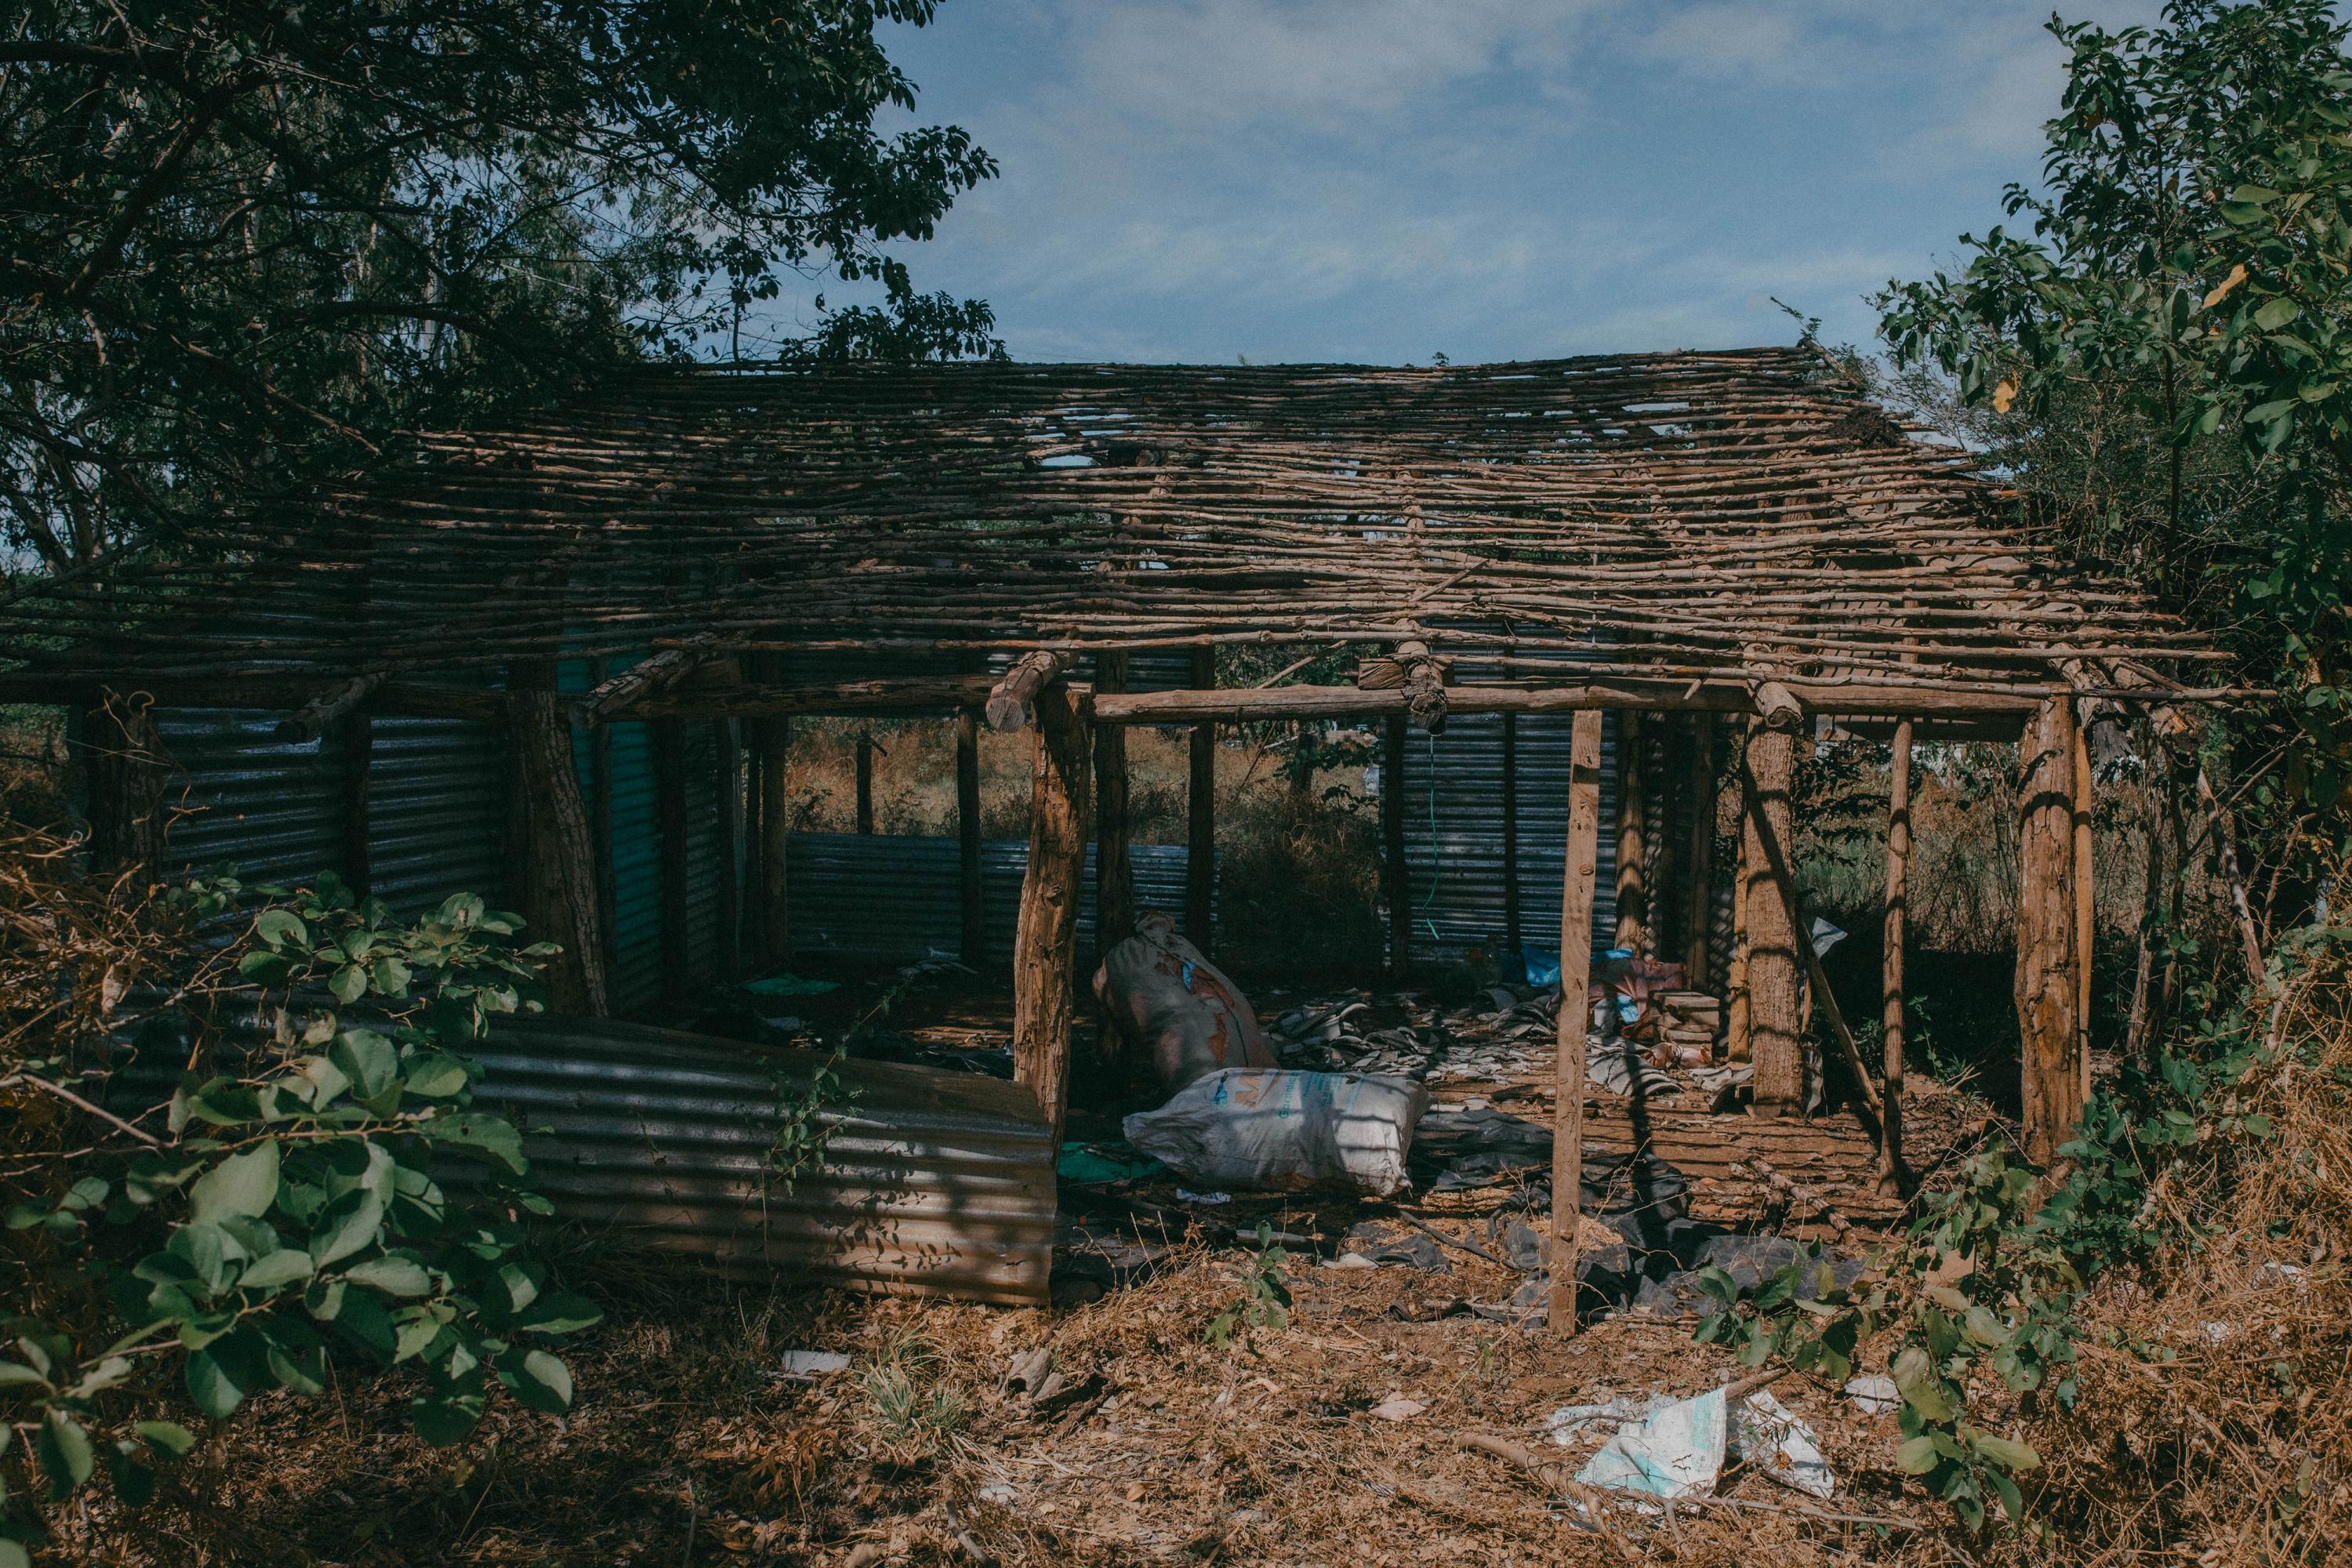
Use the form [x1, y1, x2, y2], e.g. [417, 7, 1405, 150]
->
[5, 347, 2229, 1327]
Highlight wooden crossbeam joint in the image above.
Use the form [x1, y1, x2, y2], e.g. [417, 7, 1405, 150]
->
[1753, 679, 1804, 731]
[987, 649, 1073, 732]
[570, 634, 723, 728]
[1357, 640, 1448, 732]
[276, 673, 384, 742]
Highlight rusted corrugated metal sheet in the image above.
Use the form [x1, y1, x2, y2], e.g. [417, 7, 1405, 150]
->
[475, 1015, 1056, 1304]
[366, 717, 505, 915]
[154, 709, 344, 887]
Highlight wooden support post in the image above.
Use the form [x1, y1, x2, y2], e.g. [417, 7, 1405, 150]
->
[1682, 714, 1716, 988]
[2072, 720, 2096, 1107]
[1742, 780, 1883, 1122]
[1013, 684, 1091, 1145]
[1501, 713, 1521, 955]
[1383, 715, 1411, 979]
[653, 716, 689, 1007]
[1880, 718, 1914, 1193]
[855, 731, 876, 835]
[715, 720, 741, 978]
[84, 689, 170, 880]
[1094, 653, 1134, 953]
[957, 707, 985, 967]
[2018, 695, 2084, 1165]
[1726, 826, 1752, 1063]
[989, 650, 1073, 733]
[753, 652, 791, 967]
[1186, 646, 1217, 952]
[509, 686, 610, 1016]
[1741, 716, 1802, 1115]
[342, 712, 373, 900]
[1615, 712, 1650, 953]
[1548, 707, 1605, 1336]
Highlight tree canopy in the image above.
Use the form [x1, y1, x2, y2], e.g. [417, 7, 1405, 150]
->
[1879, 0, 2352, 830]
[0, 0, 999, 579]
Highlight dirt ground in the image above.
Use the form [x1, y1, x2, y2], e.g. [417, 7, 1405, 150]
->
[71, 1219, 1951, 1568]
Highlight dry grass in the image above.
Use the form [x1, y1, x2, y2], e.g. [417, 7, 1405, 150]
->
[2000, 948, 2352, 1564]
[56, 1229, 1963, 1566]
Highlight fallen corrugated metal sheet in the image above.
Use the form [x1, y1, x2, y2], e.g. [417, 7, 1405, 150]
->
[476, 1015, 1055, 1304]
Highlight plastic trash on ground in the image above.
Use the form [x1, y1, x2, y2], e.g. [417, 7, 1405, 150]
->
[1842, 1374, 1900, 1416]
[1122, 1069, 1430, 1196]
[1574, 1387, 1727, 1501]
[1730, 1388, 1835, 1497]
[780, 1350, 850, 1378]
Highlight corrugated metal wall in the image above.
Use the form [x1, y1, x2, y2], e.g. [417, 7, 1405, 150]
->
[366, 718, 505, 915]
[154, 710, 345, 887]
[785, 833, 1203, 966]
[1394, 712, 1620, 964]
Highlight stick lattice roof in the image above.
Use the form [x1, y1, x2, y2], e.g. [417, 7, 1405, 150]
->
[6, 346, 2217, 702]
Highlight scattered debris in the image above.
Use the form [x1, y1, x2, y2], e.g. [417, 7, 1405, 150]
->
[779, 1350, 851, 1379]
[1094, 910, 1273, 1094]
[1173, 1189, 1232, 1205]
[1730, 1388, 1835, 1497]
[1842, 1374, 1900, 1416]
[1124, 1069, 1430, 1196]
[1366, 1395, 1428, 1422]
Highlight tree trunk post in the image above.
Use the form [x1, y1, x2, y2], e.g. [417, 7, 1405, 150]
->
[509, 686, 611, 1016]
[1185, 646, 1217, 951]
[2017, 695, 2084, 1166]
[1879, 717, 1914, 1192]
[84, 689, 170, 881]
[1682, 713, 1716, 987]
[1383, 714, 1411, 979]
[1741, 717, 1802, 1114]
[1501, 712, 1521, 956]
[1548, 707, 1605, 1335]
[958, 706, 985, 968]
[1013, 682, 1091, 1145]
[1615, 712, 1650, 953]
[2072, 718, 2096, 1109]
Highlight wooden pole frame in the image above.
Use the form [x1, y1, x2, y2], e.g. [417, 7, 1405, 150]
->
[1501, 712, 1521, 956]
[1186, 647, 1217, 951]
[2017, 695, 2084, 1165]
[1682, 713, 1716, 987]
[1549, 707, 1605, 1335]
[1012, 682, 1091, 1145]
[1615, 711, 1650, 953]
[1880, 718, 1914, 1192]
[1094, 652, 1134, 954]
[507, 684, 611, 1016]
[753, 653, 791, 968]
[1740, 717, 1803, 1114]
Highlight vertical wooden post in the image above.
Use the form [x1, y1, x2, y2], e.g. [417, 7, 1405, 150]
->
[1013, 684, 1091, 1145]
[509, 686, 610, 1016]
[652, 716, 689, 1007]
[1383, 715, 1411, 979]
[1501, 713, 1521, 956]
[2072, 720, 2096, 1107]
[1185, 646, 1217, 951]
[84, 689, 169, 880]
[1094, 652, 1134, 953]
[1682, 714, 1716, 987]
[1615, 713, 1650, 953]
[855, 731, 875, 834]
[2018, 695, 2084, 1165]
[341, 711, 373, 900]
[590, 677, 617, 980]
[715, 719, 741, 978]
[1742, 717, 1802, 1114]
[1548, 707, 1604, 1335]
[1879, 718, 1914, 1192]
[957, 706, 985, 967]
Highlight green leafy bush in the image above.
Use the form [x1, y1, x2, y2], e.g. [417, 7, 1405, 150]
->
[2, 869, 598, 1564]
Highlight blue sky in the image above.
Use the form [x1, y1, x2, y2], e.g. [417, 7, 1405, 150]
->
[773, 0, 2169, 365]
